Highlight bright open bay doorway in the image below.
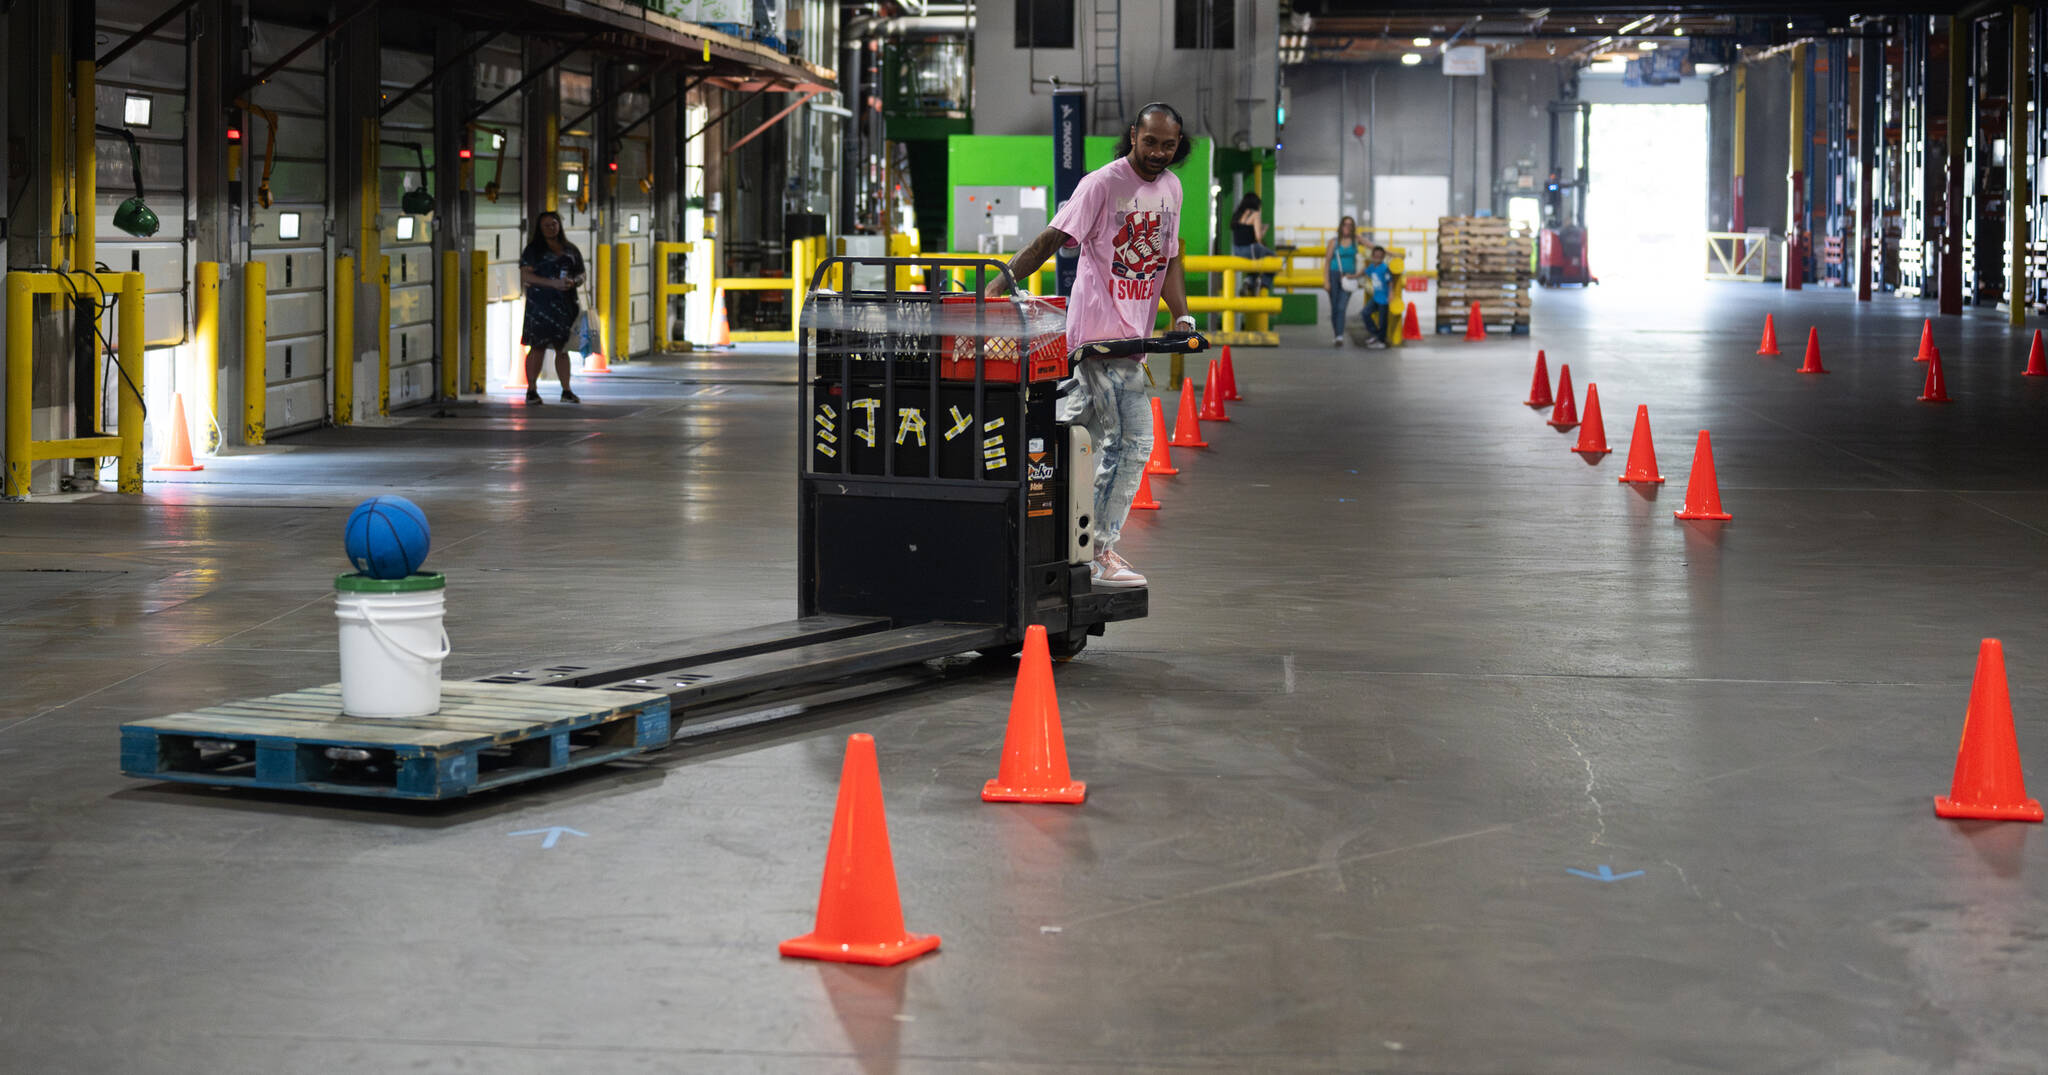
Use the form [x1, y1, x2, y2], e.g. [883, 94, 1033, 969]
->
[1584, 103, 1708, 289]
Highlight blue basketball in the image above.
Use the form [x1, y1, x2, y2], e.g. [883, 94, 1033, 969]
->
[344, 496, 431, 580]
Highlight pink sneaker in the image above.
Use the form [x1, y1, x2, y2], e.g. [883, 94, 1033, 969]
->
[1091, 548, 1146, 588]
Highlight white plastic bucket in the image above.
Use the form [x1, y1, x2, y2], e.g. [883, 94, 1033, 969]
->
[334, 573, 450, 718]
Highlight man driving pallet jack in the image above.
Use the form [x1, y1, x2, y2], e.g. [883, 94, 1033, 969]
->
[985, 100, 1199, 591]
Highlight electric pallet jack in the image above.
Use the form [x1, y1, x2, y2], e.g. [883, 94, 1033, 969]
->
[477, 256, 1207, 734]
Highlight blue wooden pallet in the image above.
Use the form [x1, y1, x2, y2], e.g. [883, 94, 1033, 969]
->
[119, 682, 670, 800]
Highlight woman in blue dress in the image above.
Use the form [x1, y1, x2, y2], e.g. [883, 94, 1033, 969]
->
[518, 211, 587, 404]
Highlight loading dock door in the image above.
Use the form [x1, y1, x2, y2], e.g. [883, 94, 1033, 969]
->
[381, 48, 438, 410]
[248, 20, 331, 434]
[474, 43, 527, 384]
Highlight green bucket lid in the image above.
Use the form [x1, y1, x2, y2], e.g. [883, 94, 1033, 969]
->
[335, 571, 445, 593]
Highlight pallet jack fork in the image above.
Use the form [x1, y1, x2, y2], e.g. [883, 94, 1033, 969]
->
[481, 256, 1204, 737]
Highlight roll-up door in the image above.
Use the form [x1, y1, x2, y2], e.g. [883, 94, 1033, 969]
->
[615, 87, 654, 357]
[473, 42, 526, 384]
[246, 20, 330, 434]
[380, 47, 437, 410]
[95, 0, 188, 352]
[555, 56, 599, 335]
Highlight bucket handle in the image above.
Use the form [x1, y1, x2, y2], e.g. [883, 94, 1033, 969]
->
[358, 599, 452, 663]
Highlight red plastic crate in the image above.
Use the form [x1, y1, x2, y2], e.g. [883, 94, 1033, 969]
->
[937, 295, 1068, 383]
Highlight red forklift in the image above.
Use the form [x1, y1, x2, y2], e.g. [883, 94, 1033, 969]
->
[1539, 100, 1598, 288]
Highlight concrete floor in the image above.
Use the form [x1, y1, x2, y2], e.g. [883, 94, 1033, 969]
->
[5, 280, 2048, 1073]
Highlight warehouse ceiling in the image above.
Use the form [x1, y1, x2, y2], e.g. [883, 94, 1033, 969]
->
[1276, 6, 1915, 65]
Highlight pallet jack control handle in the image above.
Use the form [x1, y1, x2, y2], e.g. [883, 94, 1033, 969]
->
[1074, 330, 1208, 359]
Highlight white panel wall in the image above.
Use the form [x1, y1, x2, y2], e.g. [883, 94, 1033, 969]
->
[969, 0, 1279, 145]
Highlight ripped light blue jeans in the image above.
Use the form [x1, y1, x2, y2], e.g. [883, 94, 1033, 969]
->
[1060, 357, 1152, 553]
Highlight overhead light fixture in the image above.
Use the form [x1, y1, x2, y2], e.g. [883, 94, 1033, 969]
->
[1401, 53, 1422, 65]
[392, 142, 436, 214]
[123, 93, 152, 127]
[1412, 36, 1431, 47]
[1639, 41, 1657, 50]
[1676, 28, 1687, 36]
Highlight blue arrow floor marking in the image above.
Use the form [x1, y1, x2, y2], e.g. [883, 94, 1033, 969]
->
[509, 826, 587, 849]
[1566, 864, 1644, 883]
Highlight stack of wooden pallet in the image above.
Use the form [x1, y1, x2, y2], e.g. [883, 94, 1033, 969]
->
[1436, 217, 1534, 335]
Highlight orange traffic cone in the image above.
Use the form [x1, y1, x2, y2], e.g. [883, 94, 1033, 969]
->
[2026, 330, 2046, 377]
[584, 331, 612, 373]
[1919, 346, 1951, 402]
[983, 624, 1087, 804]
[1464, 301, 1487, 341]
[1798, 327, 1828, 374]
[1617, 405, 1664, 484]
[1132, 471, 1161, 510]
[1757, 313, 1780, 356]
[151, 392, 204, 472]
[1673, 430, 1732, 520]
[1525, 350, 1553, 408]
[1170, 381, 1208, 448]
[1546, 364, 1579, 430]
[1402, 302, 1422, 341]
[1915, 318, 1935, 362]
[713, 286, 732, 347]
[1571, 383, 1611, 456]
[1934, 639, 2045, 822]
[1145, 397, 1178, 475]
[779, 733, 943, 965]
[1198, 359, 1231, 422]
[1217, 346, 1241, 402]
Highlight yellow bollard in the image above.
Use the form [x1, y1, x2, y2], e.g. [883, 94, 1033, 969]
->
[377, 255, 391, 416]
[441, 249, 459, 399]
[243, 261, 267, 445]
[334, 256, 354, 425]
[614, 242, 632, 363]
[115, 273, 144, 493]
[1388, 254, 1407, 347]
[469, 250, 487, 393]
[1221, 269, 1240, 338]
[195, 263, 221, 451]
[594, 244, 611, 363]
[5, 273, 34, 495]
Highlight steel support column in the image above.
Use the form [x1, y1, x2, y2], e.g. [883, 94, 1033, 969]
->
[2013, 5, 2031, 325]
[1857, 35, 1880, 300]
[1787, 43, 1807, 290]
[1943, 17, 1968, 314]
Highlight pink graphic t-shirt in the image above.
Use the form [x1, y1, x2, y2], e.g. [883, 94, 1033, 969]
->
[1047, 157, 1182, 354]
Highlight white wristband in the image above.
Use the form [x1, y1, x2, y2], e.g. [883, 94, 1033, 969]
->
[1174, 315, 1197, 331]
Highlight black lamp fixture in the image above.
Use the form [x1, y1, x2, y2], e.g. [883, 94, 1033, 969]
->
[98, 124, 160, 238]
[398, 142, 436, 215]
